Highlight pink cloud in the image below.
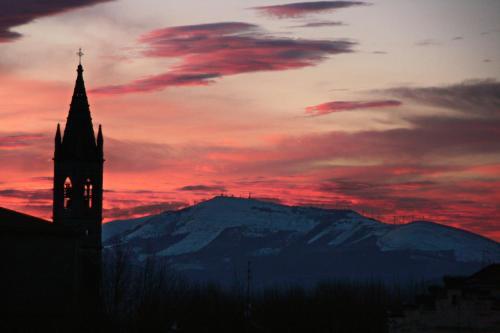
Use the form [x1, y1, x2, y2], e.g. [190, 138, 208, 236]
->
[92, 22, 355, 94]
[306, 100, 402, 116]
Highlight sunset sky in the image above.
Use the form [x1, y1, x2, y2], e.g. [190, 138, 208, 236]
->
[1, 0, 499, 240]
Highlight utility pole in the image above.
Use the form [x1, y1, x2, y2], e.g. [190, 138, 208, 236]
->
[245, 260, 252, 320]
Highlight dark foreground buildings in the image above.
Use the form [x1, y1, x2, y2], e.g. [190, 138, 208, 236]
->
[0, 60, 103, 328]
[390, 264, 500, 333]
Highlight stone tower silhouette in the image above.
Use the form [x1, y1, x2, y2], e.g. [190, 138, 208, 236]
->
[53, 62, 104, 250]
[52, 60, 103, 310]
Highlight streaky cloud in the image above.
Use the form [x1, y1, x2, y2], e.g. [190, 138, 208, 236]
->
[0, 133, 46, 149]
[0, 188, 51, 201]
[92, 73, 221, 94]
[252, 1, 368, 18]
[415, 39, 442, 47]
[178, 185, 227, 192]
[105, 202, 188, 219]
[306, 100, 402, 116]
[386, 79, 500, 117]
[290, 21, 345, 28]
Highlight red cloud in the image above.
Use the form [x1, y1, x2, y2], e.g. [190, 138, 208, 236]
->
[253, 1, 368, 18]
[3, 117, 500, 239]
[0, 133, 46, 150]
[92, 22, 355, 94]
[306, 100, 402, 116]
[0, 188, 52, 201]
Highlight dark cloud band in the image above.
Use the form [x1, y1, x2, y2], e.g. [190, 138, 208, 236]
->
[386, 79, 500, 117]
[178, 185, 227, 192]
[0, 0, 112, 42]
[253, 1, 368, 18]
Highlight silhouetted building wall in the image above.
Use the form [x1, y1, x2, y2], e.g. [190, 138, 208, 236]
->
[0, 208, 80, 319]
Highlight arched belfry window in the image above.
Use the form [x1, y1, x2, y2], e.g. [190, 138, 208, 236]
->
[64, 177, 73, 209]
[84, 178, 93, 209]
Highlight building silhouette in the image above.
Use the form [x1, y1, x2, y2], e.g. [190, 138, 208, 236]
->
[53, 62, 104, 309]
[389, 264, 500, 332]
[0, 59, 103, 329]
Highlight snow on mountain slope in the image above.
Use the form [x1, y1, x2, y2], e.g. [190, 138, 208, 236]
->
[377, 221, 500, 262]
[102, 215, 151, 242]
[104, 196, 500, 264]
[120, 196, 362, 256]
[309, 213, 391, 247]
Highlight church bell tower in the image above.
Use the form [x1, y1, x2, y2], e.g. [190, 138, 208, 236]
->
[53, 51, 103, 251]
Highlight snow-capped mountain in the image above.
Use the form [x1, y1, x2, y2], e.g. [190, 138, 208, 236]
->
[103, 196, 500, 287]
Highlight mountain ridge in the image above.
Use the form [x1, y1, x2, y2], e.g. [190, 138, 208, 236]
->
[103, 196, 500, 286]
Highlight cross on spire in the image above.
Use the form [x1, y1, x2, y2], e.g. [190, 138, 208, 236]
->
[77, 48, 84, 65]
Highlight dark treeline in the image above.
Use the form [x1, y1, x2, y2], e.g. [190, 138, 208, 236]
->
[100, 248, 425, 333]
